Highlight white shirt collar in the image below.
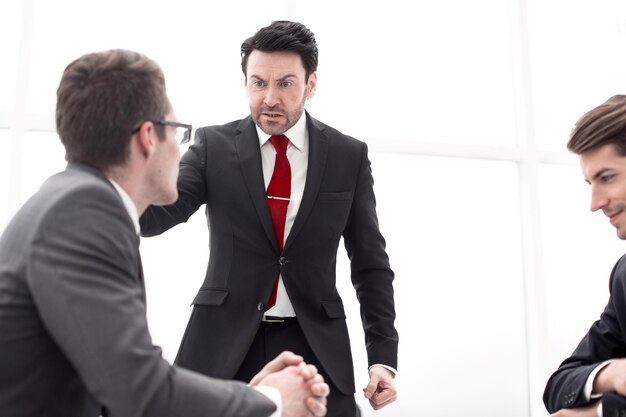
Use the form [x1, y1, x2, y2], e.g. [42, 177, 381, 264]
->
[256, 111, 307, 151]
[108, 178, 140, 235]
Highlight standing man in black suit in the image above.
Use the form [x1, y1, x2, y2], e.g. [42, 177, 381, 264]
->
[0, 48, 329, 417]
[544, 95, 626, 416]
[141, 21, 398, 417]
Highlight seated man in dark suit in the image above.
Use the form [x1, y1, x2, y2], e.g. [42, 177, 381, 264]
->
[0, 48, 328, 417]
[544, 95, 626, 417]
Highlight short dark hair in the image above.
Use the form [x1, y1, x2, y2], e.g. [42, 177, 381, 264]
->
[568, 94, 626, 156]
[241, 21, 318, 81]
[56, 49, 170, 169]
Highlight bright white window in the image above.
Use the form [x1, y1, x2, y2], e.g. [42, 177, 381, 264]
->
[18, 131, 66, 207]
[527, 0, 626, 151]
[0, 3, 21, 115]
[0, 130, 11, 229]
[6, 1, 626, 416]
[306, 0, 517, 148]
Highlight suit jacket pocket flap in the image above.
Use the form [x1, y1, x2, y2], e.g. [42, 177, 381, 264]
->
[321, 301, 346, 318]
[191, 288, 229, 306]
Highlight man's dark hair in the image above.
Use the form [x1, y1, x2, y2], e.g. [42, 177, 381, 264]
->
[241, 20, 318, 81]
[568, 94, 626, 156]
[56, 49, 170, 169]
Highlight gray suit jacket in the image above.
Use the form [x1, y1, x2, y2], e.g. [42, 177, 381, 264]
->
[141, 113, 398, 395]
[0, 162, 275, 417]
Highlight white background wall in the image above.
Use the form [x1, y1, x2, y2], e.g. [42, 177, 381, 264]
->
[3, 1, 626, 416]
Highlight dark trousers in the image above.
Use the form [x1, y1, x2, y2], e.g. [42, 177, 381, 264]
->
[234, 319, 358, 417]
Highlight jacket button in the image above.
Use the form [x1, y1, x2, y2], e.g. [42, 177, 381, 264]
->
[257, 302, 264, 311]
[278, 257, 287, 266]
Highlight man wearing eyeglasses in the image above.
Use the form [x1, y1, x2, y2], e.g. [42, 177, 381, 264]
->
[140, 21, 398, 417]
[0, 48, 330, 417]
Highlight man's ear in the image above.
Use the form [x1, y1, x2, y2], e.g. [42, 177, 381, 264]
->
[134, 121, 156, 158]
[306, 72, 317, 99]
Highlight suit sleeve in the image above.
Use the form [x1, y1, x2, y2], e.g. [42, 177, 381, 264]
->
[343, 142, 399, 370]
[543, 256, 626, 413]
[28, 185, 274, 417]
[140, 129, 209, 236]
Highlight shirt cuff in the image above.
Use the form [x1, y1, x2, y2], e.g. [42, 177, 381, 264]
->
[252, 386, 282, 417]
[585, 359, 615, 400]
[369, 364, 398, 377]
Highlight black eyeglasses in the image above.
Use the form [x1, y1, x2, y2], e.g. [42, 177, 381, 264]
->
[131, 120, 193, 144]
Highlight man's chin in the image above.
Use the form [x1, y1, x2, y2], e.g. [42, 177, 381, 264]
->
[253, 116, 288, 135]
[259, 123, 286, 136]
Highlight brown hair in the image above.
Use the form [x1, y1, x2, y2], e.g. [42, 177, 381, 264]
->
[568, 94, 626, 156]
[56, 49, 170, 169]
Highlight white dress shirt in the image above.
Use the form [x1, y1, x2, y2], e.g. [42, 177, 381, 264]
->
[254, 116, 398, 377]
[257, 113, 309, 318]
[584, 359, 614, 417]
[108, 179, 140, 235]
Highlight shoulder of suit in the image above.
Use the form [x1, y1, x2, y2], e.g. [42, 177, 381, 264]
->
[33, 166, 113, 203]
[31, 168, 129, 228]
[16, 166, 135, 254]
[194, 115, 368, 149]
[306, 114, 365, 147]
[609, 254, 626, 292]
[196, 117, 250, 135]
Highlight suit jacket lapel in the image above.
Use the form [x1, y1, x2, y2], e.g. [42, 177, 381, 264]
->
[284, 114, 328, 251]
[235, 117, 279, 252]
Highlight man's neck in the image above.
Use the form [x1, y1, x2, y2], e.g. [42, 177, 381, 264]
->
[104, 166, 146, 216]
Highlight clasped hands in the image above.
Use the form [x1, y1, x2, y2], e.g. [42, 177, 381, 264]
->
[250, 351, 329, 417]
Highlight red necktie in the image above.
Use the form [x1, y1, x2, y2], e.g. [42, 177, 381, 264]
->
[266, 135, 291, 309]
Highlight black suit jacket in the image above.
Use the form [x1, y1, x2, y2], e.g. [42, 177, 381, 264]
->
[0, 163, 275, 417]
[544, 254, 626, 415]
[141, 112, 398, 395]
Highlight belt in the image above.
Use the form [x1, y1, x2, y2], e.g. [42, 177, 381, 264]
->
[262, 315, 297, 323]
